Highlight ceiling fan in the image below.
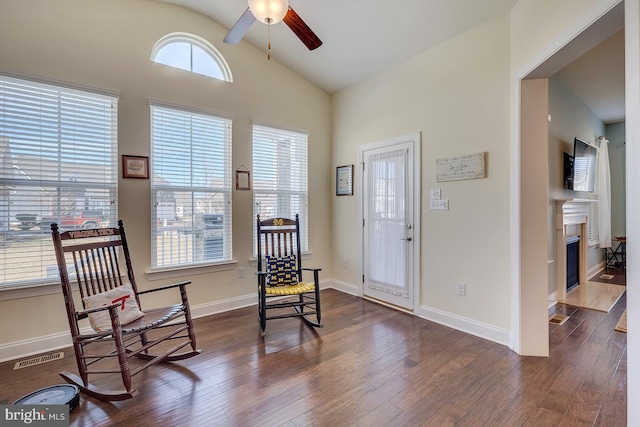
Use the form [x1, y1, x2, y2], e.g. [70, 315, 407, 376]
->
[223, 0, 322, 56]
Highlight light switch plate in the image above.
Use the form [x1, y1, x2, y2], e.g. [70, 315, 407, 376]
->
[430, 188, 441, 200]
[430, 199, 449, 210]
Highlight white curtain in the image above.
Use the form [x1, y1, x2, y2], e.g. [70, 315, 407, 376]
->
[366, 148, 408, 296]
[598, 137, 612, 248]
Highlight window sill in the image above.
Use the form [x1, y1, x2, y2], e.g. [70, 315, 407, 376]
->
[0, 281, 61, 302]
[146, 260, 237, 281]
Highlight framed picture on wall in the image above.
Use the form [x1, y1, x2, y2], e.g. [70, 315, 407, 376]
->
[122, 155, 149, 179]
[336, 165, 354, 196]
[236, 169, 251, 190]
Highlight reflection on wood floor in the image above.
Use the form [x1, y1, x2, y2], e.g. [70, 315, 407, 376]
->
[0, 289, 627, 426]
[564, 282, 626, 312]
[562, 268, 626, 313]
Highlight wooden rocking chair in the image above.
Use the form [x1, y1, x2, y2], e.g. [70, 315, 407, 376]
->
[51, 220, 201, 401]
[256, 214, 323, 336]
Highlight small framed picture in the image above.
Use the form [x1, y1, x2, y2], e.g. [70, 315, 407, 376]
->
[336, 165, 354, 196]
[122, 155, 149, 179]
[236, 170, 251, 190]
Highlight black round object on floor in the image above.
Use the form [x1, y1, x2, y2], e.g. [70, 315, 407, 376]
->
[13, 384, 80, 411]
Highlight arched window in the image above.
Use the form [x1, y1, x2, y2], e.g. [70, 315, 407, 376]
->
[151, 33, 232, 82]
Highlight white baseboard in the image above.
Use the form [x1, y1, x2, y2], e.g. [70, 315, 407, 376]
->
[0, 279, 336, 363]
[0, 331, 74, 364]
[329, 280, 509, 347]
[417, 305, 510, 347]
[548, 291, 558, 309]
[589, 261, 605, 277]
[189, 293, 256, 319]
[0, 278, 511, 362]
[328, 279, 361, 296]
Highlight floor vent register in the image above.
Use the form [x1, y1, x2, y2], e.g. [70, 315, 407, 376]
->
[13, 351, 64, 370]
[548, 314, 570, 325]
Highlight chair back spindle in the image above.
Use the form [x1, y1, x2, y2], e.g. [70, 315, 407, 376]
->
[52, 221, 139, 311]
[256, 215, 300, 273]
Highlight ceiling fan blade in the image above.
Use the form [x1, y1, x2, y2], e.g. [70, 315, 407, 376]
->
[223, 7, 256, 44]
[283, 7, 323, 51]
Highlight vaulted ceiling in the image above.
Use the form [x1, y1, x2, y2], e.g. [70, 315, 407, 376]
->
[154, 0, 518, 94]
[154, 0, 625, 123]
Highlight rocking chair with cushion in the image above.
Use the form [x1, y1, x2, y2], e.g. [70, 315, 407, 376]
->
[51, 220, 201, 401]
[256, 214, 323, 336]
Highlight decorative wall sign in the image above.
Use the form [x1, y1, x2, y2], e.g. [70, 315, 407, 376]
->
[436, 152, 486, 182]
[122, 155, 149, 179]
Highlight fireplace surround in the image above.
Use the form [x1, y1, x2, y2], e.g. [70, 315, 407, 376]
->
[555, 199, 593, 302]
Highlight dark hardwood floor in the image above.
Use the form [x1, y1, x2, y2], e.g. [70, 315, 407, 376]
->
[0, 289, 627, 426]
[589, 265, 627, 286]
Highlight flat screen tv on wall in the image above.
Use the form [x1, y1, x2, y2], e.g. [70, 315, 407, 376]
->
[564, 138, 597, 192]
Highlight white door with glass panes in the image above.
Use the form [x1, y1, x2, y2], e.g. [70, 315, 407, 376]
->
[361, 134, 420, 311]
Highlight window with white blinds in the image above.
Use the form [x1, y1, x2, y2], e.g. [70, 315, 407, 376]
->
[252, 124, 308, 254]
[0, 75, 118, 289]
[151, 105, 232, 268]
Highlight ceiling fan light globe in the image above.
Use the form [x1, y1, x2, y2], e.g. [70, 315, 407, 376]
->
[248, 0, 289, 25]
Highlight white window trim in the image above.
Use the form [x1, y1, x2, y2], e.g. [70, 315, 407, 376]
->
[145, 260, 237, 281]
[0, 281, 60, 302]
[151, 32, 233, 82]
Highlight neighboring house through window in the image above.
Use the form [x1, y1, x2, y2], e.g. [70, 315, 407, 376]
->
[252, 124, 309, 255]
[0, 75, 118, 289]
[150, 104, 232, 268]
[151, 33, 233, 82]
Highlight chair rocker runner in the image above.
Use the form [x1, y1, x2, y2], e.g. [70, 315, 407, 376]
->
[51, 220, 201, 401]
[256, 214, 323, 336]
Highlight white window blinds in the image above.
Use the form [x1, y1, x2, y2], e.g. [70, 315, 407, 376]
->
[252, 124, 308, 254]
[151, 104, 232, 268]
[0, 75, 118, 289]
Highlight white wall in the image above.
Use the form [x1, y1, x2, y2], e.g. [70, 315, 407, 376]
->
[332, 15, 512, 340]
[547, 75, 606, 294]
[0, 0, 332, 355]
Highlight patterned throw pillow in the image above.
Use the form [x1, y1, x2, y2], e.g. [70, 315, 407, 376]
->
[82, 284, 145, 332]
[265, 255, 298, 287]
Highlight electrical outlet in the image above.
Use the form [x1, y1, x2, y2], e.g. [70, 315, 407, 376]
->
[343, 258, 349, 269]
[430, 199, 449, 210]
[238, 267, 245, 278]
[457, 283, 466, 296]
[430, 188, 441, 200]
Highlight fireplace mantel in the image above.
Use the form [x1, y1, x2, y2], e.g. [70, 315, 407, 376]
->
[555, 198, 592, 227]
[554, 199, 594, 302]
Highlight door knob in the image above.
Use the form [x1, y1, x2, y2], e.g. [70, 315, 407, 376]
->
[401, 236, 413, 241]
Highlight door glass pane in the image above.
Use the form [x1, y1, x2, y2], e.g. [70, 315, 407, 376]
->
[366, 148, 408, 296]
